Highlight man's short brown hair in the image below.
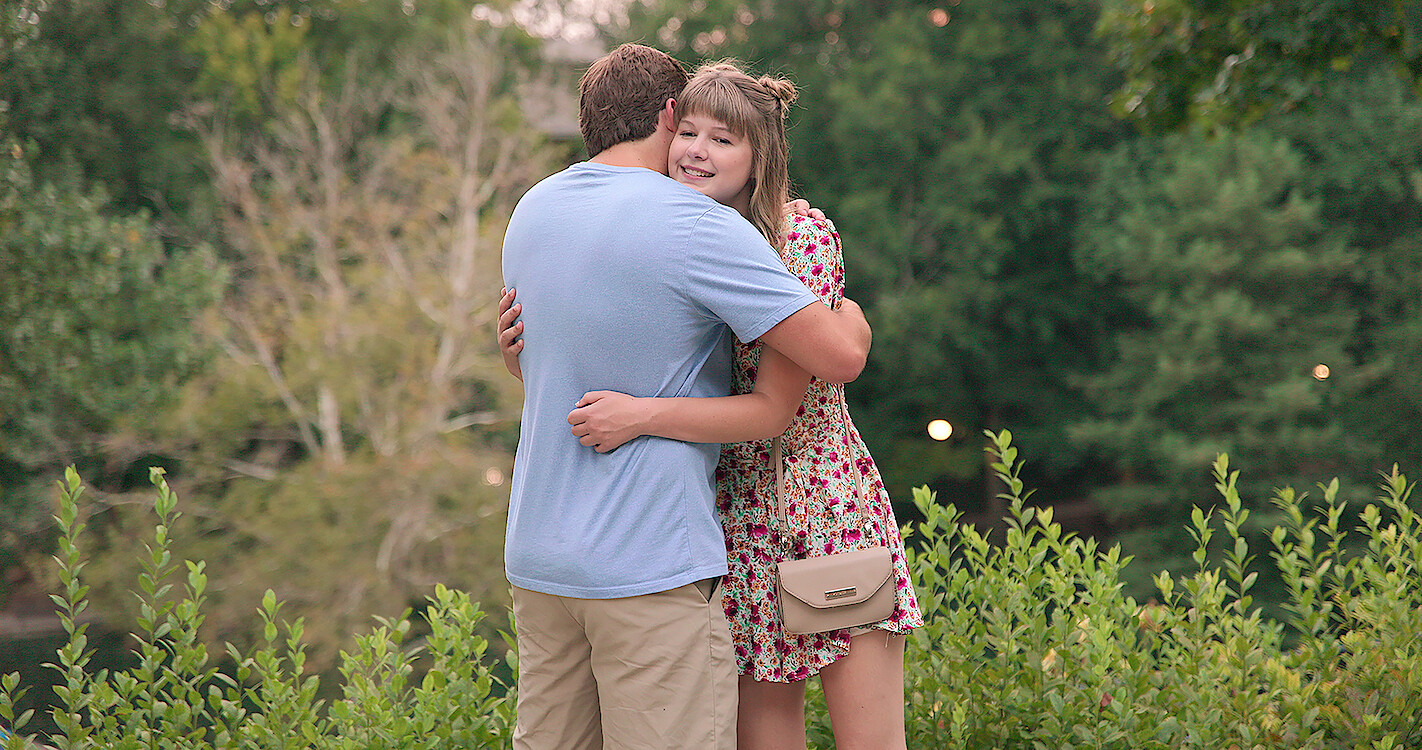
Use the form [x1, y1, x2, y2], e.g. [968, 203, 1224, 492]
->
[579, 44, 689, 157]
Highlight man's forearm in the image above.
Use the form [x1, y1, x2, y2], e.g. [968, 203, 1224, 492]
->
[836, 298, 872, 370]
[757, 297, 871, 384]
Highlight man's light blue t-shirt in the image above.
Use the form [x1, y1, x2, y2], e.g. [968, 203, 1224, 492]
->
[501, 162, 820, 599]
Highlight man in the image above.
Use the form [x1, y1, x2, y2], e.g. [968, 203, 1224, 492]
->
[499, 43, 871, 750]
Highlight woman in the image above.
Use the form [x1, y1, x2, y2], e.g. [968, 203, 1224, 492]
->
[500, 62, 922, 750]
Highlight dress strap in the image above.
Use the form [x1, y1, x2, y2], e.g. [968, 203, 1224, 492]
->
[769, 392, 865, 555]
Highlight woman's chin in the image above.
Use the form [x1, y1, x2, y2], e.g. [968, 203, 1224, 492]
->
[678, 180, 716, 199]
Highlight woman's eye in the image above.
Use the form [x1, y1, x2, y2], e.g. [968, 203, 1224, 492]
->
[715, 137, 732, 145]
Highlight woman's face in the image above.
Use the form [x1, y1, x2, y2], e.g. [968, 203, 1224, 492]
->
[668, 112, 754, 216]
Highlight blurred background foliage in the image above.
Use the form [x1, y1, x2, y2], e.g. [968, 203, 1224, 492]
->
[2, 0, 1421, 683]
[1, 0, 549, 673]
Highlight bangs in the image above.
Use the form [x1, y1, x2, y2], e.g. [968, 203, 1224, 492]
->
[676, 76, 759, 138]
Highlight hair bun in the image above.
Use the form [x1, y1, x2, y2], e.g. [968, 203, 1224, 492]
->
[758, 76, 798, 109]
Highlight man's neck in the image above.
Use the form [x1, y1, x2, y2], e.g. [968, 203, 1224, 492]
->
[589, 140, 669, 174]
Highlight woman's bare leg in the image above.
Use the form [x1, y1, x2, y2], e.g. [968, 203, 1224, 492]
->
[737, 675, 807, 750]
[817, 631, 908, 750]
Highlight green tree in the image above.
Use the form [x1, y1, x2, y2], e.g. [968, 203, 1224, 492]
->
[0, 0, 212, 223]
[1072, 127, 1360, 585]
[0, 142, 220, 604]
[1098, 0, 1422, 131]
[74, 14, 555, 664]
[183, 0, 497, 127]
[0, 0, 550, 661]
[0, 0, 483, 237]
[1272, 65, 1422, 478]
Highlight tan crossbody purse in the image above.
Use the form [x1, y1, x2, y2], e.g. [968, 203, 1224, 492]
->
[771, 407, 895, 635]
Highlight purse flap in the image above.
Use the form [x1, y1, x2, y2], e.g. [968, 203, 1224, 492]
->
[777, 547, 893, 609]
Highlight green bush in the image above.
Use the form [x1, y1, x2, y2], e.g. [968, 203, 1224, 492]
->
[898, 431, 1421, 750]
[4, 434, 1420, 749]
[0, 468, 515, 750]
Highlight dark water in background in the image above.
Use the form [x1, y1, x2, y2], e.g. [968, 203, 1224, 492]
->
[0, 628, 137, 739]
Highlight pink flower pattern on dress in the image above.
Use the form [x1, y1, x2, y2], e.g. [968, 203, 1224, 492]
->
[716, 214, 924, 683]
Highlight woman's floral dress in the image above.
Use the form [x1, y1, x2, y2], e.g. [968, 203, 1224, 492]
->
[716, 214, 923, 683]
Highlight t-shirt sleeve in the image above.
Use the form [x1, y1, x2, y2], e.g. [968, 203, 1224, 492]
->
[683, 206, 820, 343]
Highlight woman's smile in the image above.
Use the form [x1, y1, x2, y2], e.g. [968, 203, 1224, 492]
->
[669, 113, 754, 214]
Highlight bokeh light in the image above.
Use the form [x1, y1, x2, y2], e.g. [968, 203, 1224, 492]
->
[927, 419, 953, 441]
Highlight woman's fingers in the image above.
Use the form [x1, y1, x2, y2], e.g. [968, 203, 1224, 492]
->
[575, 391, 611, 408]
[497, 289, 525, 380]
[783, 198, 826, 220]
[499, 306, 523, 337]
[499, 302, 521, 329]
[499, 321, 524, 350]
[498, 288, 524, 354]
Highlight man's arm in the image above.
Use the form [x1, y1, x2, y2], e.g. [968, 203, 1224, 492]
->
[757, 296, 871, 384]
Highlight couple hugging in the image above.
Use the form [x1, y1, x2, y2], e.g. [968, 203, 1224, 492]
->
[498, 43, 922, 750]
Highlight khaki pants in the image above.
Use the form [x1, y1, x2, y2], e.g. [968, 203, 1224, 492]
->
[511, 580, 736, 750]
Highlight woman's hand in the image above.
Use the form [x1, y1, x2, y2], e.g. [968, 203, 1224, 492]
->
[498, 287, 524, 381]
[783, 198, 826, 220]
[568, 391, 651, 453]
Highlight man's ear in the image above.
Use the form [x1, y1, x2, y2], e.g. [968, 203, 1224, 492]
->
[659, 98, 677, 131]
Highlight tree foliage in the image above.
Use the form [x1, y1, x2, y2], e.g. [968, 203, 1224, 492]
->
[601, 3, 1422, 603]
[0, 0, 212, 222]
[1073, 127, 1359, 576]
[1098, 0, 1422, 130]
[1073, 62, 1422, 586]
[99, 13, 554, 663]
[1, 0, 553, 661]
[192, 24, 542, 469]
[1271, 67, 1422, 470]
[0, 142, 220, 600]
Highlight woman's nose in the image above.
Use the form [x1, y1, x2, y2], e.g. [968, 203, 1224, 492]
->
[686, 136, 708, 159]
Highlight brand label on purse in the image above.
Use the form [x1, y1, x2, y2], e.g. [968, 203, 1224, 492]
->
[824, 586, 857, 601]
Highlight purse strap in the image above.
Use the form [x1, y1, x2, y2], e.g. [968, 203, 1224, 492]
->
[770, 394, 867, 549]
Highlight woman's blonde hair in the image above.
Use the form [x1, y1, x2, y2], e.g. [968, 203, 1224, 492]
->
[674, 61, 797, 251]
